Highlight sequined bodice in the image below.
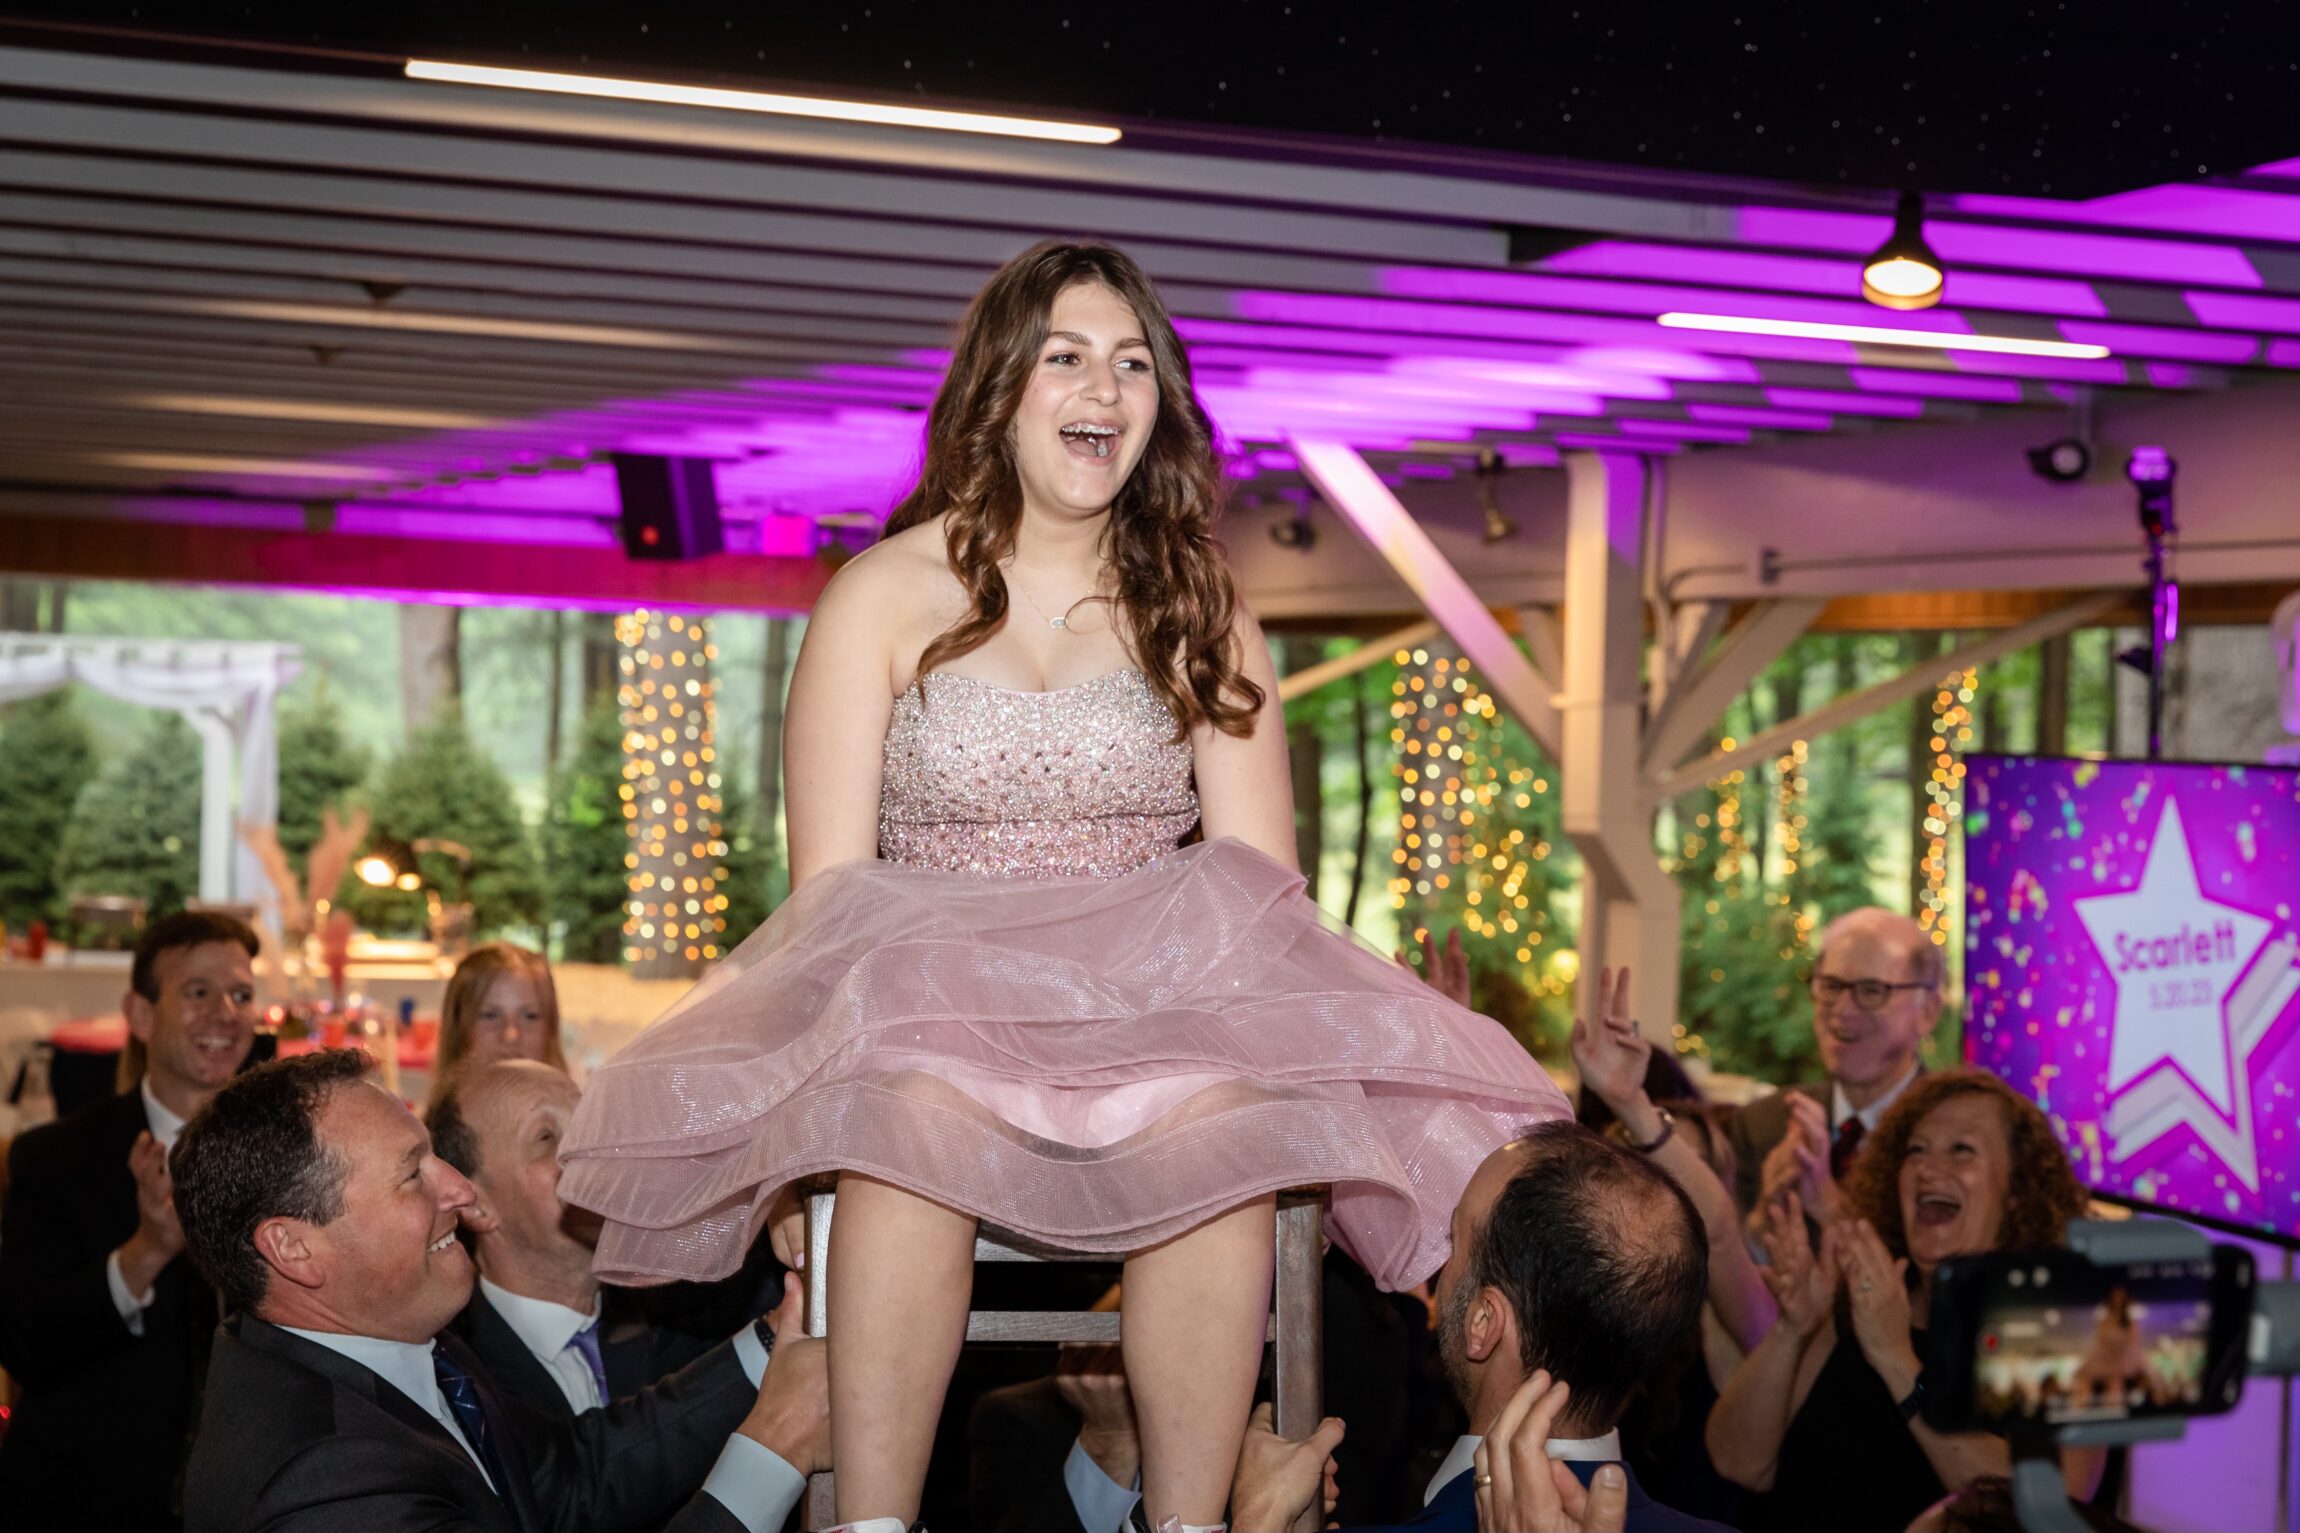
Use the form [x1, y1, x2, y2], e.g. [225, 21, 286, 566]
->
[879, 669, 1199, 879]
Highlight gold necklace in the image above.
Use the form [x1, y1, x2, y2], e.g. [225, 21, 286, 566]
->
[1004, 566, 1087, 631]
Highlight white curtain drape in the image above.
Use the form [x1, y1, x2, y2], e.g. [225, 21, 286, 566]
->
[0, 638, 302, 917]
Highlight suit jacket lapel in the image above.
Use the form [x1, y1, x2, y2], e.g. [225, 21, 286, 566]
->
[440, 1331, 550, 1533]
[237, 1318, 536, 1532]
[469, 1290, 575, 1422]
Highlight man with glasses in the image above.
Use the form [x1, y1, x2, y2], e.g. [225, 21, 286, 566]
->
[0, 910, 264, 1531]
[1726, 907, 1943, 1227]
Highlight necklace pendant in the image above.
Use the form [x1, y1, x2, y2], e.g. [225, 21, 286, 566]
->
[1048, 616, 1067, 630]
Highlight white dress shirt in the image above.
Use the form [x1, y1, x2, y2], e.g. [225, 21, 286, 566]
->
[479, 1276, 605, 1413]
[275, 1321, 800, 1533]
[1425, 1428, 1624, 1505]
[105, 1078, 188, 1332]
[1832, 1058, 1919, 1136]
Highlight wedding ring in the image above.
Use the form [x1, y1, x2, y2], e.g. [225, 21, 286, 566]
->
[1860, 1278, 1875, 1292]
[1475, 1473, 1494, 1488]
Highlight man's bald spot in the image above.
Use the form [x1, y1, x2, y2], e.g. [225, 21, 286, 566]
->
[1819, 905, 1940, 984]
[441, 1059, 577, 1179]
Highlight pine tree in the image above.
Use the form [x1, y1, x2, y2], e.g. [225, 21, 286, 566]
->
[343, 722, 542, 938]
[542, 701, 630, 963]
[54, 710, 203, 920]
[276, 686, 372, 868]
[0, 690, 97, 928]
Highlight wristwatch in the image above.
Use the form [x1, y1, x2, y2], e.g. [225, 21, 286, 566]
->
[1626, 1108, 1675, 1155]
[1896, 1369, 1928, 1423]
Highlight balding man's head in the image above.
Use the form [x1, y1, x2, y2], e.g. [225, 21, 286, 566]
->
[1432, 1122, 1706, 1436]
[1811, 906, 1943, 1093]
[425, 1060, 598, 1293]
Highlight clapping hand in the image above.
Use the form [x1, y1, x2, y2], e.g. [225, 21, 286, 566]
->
[1836, 1219, 1919, 1391]
[1757, 1093, 1842, 1228]
[1569, 968, 1652, 1118]
[1473, 1371, 1629, 1533]
[1757, 1193, 1838, 1339]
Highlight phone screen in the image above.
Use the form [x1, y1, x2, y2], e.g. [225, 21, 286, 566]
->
[1941, 1241, 2263, 1434]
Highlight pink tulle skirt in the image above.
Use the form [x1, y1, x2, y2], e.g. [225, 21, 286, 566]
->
[558, 839, 1569, 1290]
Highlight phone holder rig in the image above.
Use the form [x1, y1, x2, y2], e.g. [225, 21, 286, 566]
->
[2007, 1219, 2298, 1533]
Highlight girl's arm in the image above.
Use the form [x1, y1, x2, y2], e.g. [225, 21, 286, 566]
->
[783, 555, 904, 890]
[1188, 606, 1297, 870]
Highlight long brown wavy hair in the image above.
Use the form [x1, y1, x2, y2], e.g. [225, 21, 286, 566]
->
[884, 241, 1262, 736]
[1844, 1067, 2087, 1261]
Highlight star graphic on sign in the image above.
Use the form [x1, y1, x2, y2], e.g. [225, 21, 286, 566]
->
[2074, 798, 2271, 1116]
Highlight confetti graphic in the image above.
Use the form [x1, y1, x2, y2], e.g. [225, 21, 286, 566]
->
[1966, 756, 2300, 1240]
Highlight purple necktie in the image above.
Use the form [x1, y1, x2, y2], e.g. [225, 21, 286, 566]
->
[567, 1321, 608, 1406]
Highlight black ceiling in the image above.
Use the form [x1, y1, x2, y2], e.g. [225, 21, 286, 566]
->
[5, 1, 2298, 200]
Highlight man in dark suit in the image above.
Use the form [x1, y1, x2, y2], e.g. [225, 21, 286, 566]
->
[169, 1047, 828, 1533]
[0, 910, 261, 1531]
[430, 1059, 732, 1418]
[1726, 907, 1940, 1228]
[1228, 1122, 1732, 1533]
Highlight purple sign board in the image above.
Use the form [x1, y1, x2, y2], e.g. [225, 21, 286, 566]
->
[1965, 756, 2300, 1245]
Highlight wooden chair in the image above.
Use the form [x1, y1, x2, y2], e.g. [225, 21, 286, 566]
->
[800, 1186, 1328, 1532]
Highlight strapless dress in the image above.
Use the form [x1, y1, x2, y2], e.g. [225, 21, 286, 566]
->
[559, 668, 1569, 1290]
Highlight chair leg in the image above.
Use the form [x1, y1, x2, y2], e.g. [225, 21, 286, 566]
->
[805, 1190, 836, 1530]
[1272, 1190, 1327, 1533]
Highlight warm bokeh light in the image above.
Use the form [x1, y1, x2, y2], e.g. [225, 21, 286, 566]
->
[618, 610, 728, 977]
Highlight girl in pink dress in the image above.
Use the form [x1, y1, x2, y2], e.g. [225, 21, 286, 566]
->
[560, 241, 1569, 1532]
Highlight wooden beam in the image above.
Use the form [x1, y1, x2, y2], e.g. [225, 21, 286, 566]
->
[1289, 436, 1561, 758]
[1275, 619, 1439, 702]
[0, 510, 830, 613]
[1649, 590, 2125, 800]
[1639, 598, 1824, 776]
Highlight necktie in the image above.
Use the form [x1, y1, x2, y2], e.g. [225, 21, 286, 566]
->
[567, 1321, 609, 1407]
[433, 1346, 516, 1500]
[1830, 1116, 1868, 1180]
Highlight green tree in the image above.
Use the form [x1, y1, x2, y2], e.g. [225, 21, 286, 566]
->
[276, 686, 372, 868]
[542, 702, 630, 964]
[344, 722, 542, 938]
[54, 710, 203, 919]
[0, 690, 98, 928]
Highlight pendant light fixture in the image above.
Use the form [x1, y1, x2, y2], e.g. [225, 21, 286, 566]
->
[1862, 191, 1947, 310]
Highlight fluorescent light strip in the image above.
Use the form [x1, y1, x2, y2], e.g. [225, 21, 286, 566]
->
[122, 394, 498, 430]
[1658, 312, 2109, 360]
[89, 450, 400, 481]
[406, 60, 1122, 145]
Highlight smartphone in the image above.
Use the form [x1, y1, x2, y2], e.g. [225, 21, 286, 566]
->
[1923, 1244, 2254, 1434]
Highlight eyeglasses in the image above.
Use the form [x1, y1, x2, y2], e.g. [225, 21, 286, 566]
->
[1806, 971, 1934, 1013]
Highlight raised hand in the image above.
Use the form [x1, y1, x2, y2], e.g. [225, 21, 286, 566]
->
[1399, 927, 1472, 1011]
[1570, 967, 1652, 1116]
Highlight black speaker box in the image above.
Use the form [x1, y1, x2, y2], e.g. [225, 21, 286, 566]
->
[613, 454, 725, 561]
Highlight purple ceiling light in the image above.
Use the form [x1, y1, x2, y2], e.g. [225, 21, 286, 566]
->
[1684, 403, 1834, 431]
[1953, 186, 2300, 246]
[1844, 368, 2025, 402]
[1763, 386, 1924, 417]
[1540, 240, 2106, 316]
[1736, 206, 2261, 288]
